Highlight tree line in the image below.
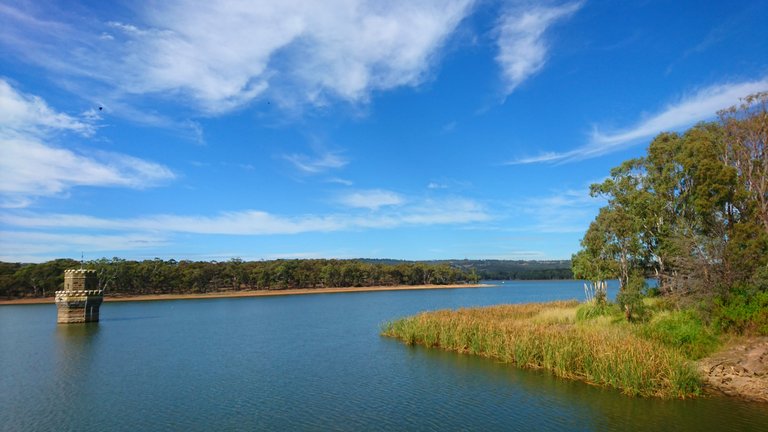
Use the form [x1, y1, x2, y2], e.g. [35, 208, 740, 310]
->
[446, 259, 572, 280]
[572, 92, 768, 331]
[364, 259, 573, 280]
[0, 258, 480, 299]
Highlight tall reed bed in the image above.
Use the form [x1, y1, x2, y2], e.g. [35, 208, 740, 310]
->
[381, 301, 701, 398]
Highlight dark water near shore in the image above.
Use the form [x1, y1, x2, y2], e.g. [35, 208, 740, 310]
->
[1, 280, 766, 431]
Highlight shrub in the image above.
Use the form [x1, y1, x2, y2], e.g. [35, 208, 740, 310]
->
[751, 266, 768, 292]
[638, 310, 719, 359]
[616, 276, 648, 322]
[576, 301, 618, 321]
[713, 290, 768, 336]
[645, 286, 661, 297]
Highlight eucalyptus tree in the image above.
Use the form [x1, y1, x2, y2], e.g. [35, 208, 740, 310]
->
[588, 163, 647, 292]
[572, 209, 619, 303]
[718, 93, 768, 283]
[573, 91, 768, 321]
[719, 92, 768, 234]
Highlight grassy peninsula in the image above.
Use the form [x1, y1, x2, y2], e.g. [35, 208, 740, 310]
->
[383, 299, 712, 398]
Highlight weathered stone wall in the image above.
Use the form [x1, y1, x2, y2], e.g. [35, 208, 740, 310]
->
[63, 269, 99, 291]
[56, 269, 103, 324]
[55, 290, 103, 323]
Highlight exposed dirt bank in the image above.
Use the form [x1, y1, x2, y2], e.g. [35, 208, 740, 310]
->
[698, 336, 768, 402]
[0, 283, 491, 305]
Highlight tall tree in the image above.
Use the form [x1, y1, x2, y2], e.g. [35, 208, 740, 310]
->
[719, 92, 768, 234]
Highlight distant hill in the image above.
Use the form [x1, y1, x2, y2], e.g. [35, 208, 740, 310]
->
[361, 259, 573, 280]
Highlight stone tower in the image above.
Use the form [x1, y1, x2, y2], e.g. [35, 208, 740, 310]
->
[55, 269, 103, 324]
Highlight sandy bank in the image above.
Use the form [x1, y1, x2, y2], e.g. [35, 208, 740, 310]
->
[0, 283, 491, 305]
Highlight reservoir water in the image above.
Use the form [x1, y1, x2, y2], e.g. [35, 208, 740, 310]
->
[1, 280, 766, 431]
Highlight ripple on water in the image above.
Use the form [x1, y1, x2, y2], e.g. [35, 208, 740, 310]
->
[2, 283, 768, 431]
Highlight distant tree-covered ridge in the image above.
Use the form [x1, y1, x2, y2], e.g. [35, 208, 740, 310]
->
[0, 258, 482, 299]
[362, 259, 572, 280]
[0, 258, 574, 299]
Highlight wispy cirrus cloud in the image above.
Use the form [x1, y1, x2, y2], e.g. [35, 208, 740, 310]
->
[499, 181, 604, 235]
[0, 79, 174, 206]
[0, 230, 167, 258]
[426, 178, 471, 191]
[0, 197, 490, 236]
[519, 187, 603, 233]
[0, 138, 175, 196]
[337, 189, 404, 210]
[327, 177, 354, 186]
[0, 79, 95, 136]
[1, 1, 476, 113]
[505, 151, 564, 165]
[470, 250, 546, 259]
[495, 1, 583, 95]
[508, 77, 768, 164]
[283, 149, 348, 174]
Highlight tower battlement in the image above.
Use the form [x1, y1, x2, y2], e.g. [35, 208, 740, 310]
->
[56, 269, 103, 324]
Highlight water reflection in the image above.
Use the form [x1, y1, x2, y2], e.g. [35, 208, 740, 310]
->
[99, 315, 161, 322]
[409, 343, 768, 432]
[54, 324, 101, 386]
[55, 324, 100, 352]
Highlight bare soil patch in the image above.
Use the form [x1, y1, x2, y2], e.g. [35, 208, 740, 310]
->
[698, 336, 768, 402]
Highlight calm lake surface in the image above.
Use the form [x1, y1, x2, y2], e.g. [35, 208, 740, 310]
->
[1, 280, 766, 431]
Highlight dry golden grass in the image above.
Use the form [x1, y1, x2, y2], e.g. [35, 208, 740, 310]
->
[382, 301, 701, 398]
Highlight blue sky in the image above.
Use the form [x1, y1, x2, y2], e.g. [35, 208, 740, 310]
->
[1, 0, 766, 263]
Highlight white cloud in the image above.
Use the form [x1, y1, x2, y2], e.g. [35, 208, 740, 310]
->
[495, 1, 582, 95]
[327, 177, 354, 186]
[261, 251, 339, 260]
[426, 178, 471, 191]
[0, 138, 174, 197]
[0, 198, 490, 235]
[0, 79, 95, 136]
[284, 149, 348, 174]
[506, 151, 565, 165]
[590, 79, 768, 148]
[338, 189, 404, 210]
[0, 79, 175, 205]
[515, 186, 603, 233]
[398, 198, 488, 225]
[0, 196, 491, 260]
[0, 230, 167, 257]
[1, 1, 476, 113]
[508, 77, 768, 164]
[470, 250, 546, 259]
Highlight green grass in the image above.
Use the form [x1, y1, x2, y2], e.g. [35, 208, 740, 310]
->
[575, 301, 620, 321]
[637, 310, 719, 359]
[382, 300, 704, 398]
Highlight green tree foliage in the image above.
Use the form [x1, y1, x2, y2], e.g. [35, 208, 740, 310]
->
[0, 258, 479, 299]
[573, 92, 768, 329]
[719, 92, 768, 233]
[572, 210, 619, 301]
[428, 259, 572, 280]
[10, 259, 79, 297]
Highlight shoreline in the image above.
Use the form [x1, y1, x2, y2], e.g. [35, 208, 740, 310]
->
[383, 300, 767, 402]
[698, 336, 768, 403]
[0, 283, 491, 305]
